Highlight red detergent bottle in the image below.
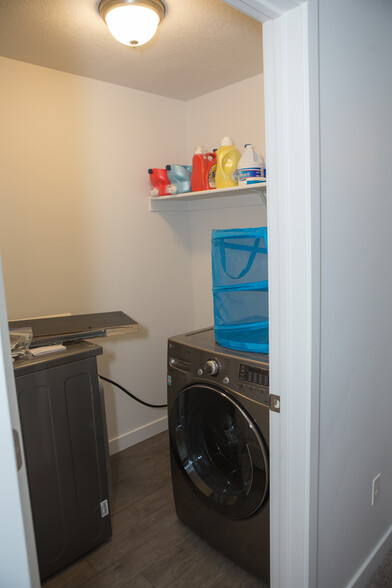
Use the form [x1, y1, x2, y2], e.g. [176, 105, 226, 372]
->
[191, 146, 215, 192]
[148, 168, 170, 197]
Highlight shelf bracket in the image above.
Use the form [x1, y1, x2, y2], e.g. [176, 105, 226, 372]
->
[259, 185, 267, 206]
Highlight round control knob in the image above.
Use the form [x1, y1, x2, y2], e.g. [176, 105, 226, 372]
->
[204, 358, 220, 376]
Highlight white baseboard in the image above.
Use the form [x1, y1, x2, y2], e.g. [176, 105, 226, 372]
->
[108, 415, 168, 455]
[347, 525, 392, 588]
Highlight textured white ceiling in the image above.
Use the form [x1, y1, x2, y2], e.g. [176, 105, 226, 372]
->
[0, 0, 263, 101]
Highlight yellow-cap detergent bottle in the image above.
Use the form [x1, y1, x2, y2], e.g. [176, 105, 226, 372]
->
[215, 136, 241, 189]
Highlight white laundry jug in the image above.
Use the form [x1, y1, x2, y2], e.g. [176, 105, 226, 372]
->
[238, 144, 266, 186]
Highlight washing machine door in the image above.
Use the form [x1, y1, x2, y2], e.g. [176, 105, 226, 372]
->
[169, 384, 268, 519]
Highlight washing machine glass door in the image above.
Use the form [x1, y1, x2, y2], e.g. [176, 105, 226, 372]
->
[169, 384, 268, 519]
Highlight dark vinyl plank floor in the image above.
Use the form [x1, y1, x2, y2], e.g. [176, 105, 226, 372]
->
[41, 431, 392, 587]
[43, 431, 264, 588]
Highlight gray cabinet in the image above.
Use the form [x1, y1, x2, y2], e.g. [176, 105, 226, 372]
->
[14, 341, 112, 580]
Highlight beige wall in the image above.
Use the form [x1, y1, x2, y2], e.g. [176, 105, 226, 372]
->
[185, 74, 267, 327]
[0, 57, 194, 452]
[186, 74, 265, 161]
[0, 58, 265, 452]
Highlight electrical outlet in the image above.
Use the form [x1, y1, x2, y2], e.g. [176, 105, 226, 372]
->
[371, 473, 381, 506]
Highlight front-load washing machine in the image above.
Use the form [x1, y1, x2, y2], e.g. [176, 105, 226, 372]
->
[167, 327, 271, 584]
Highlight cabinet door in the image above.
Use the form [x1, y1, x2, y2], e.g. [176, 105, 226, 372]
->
[16, 357, 111, 580]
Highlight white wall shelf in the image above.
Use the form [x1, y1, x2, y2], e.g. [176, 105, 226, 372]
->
[148, 184, 267, 212]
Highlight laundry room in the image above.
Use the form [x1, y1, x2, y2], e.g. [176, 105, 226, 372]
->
[0, 0, 266, 452]
[0, 0, 269, 585]
[2, 1, 392, 587]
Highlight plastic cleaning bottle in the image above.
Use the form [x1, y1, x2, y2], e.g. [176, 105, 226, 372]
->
[191, 146, 211, 192]
[166, 165, 192, 195]
[215, 136, 241, 189]
[148, 168, 170, 197]
[207, 149, 217, 189]
[238, 144, 266, 186]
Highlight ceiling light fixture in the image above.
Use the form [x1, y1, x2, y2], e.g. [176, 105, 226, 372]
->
[99, 0, 166, 48]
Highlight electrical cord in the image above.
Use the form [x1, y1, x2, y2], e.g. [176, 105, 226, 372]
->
[99, 374, 167, 408]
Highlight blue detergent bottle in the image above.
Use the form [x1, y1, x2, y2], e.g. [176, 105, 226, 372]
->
[166, 165, 192, 194]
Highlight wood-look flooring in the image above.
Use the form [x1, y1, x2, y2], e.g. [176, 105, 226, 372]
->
[41, 430, 392, 587]
[43, 431, 266, 588]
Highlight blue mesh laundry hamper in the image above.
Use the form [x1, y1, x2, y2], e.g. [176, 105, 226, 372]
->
[211, 227, 269, 353]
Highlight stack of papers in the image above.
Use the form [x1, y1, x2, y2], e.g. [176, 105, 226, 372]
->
[30, 345, 66, 357]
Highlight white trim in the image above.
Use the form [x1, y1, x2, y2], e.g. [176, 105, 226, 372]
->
[222, 0, 303, 22]
[347, 526, 392, 588]
[0, 257, 40, 587]
[262, 16, 284, 588]
[263, 4, 316, 587]
[306, 0, 321, 585]
[108, 415, 168, 455]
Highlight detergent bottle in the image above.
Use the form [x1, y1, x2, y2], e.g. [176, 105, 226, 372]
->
[148, 168, 170, 197]
[207, 149, 217, 189]
[215, 136, 241, 189]
[237, 144, 266, 186]
[166, 165, 192, 194]
[191, 146, 215, 192]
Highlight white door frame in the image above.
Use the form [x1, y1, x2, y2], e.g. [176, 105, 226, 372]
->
[224, 2, 320, 586]
[264, 6, 320, 587]
[0, 256, 40, 587]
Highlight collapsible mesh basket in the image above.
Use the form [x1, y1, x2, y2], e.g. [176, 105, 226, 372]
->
[211, 227, 269, 353]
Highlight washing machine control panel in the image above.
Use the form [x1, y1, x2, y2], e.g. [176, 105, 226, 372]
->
[193, 352, 269, 403]
[168, 330, 270, 408]
[239, 364, 269, 388]
[204, 358, 220, 376]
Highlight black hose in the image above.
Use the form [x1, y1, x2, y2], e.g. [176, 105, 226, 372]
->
[99, 374, 167, 408]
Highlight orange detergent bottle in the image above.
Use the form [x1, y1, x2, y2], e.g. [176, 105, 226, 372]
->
[191, 146, 215, 192]
[215, 136, 241, 189]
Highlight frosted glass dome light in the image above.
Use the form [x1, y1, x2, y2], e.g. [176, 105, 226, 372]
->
[99, 0, 165, 47]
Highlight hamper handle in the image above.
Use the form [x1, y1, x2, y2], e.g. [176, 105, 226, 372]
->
[220, 238, 261, 280]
